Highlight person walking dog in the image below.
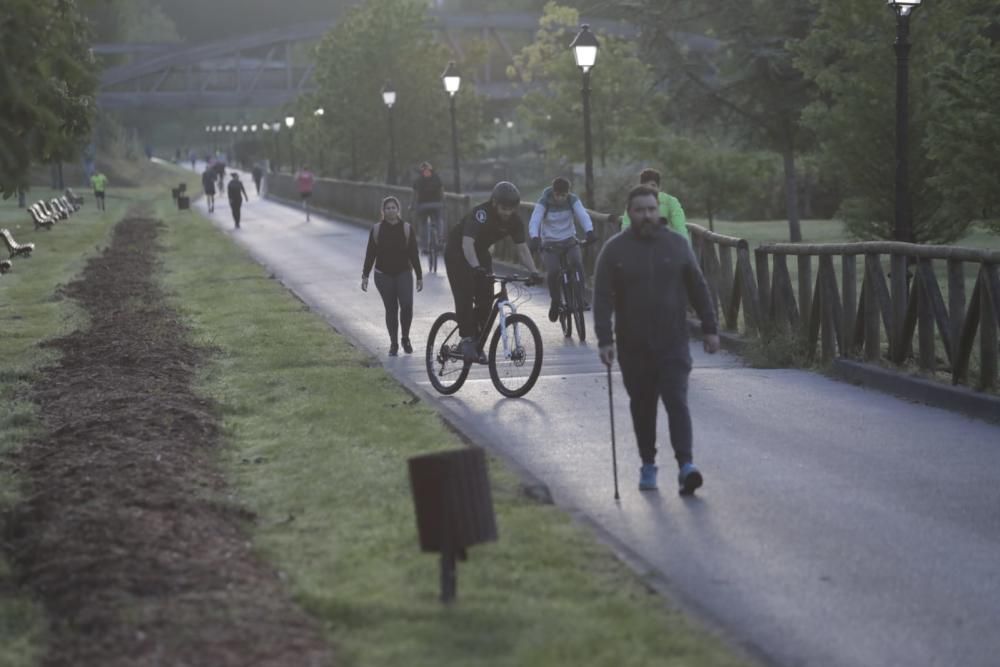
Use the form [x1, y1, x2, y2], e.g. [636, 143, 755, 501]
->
[362, 196, 423, 356]
[593, 185, 720, 495]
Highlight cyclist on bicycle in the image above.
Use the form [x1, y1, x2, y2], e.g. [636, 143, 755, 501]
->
[411, 161, 444, 254]
[618, 167, 689, 242]
[528, 177, 597, 323]
[444, 181, 541, 362]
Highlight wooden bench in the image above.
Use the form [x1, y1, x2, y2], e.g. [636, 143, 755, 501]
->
[2, 228, 34, 258]
[59, 196, 76, 213]
[28, 204, 56, 230]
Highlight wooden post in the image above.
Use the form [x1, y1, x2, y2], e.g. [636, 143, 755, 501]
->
[864, 254, 882, 362]
[916, 259, 935, 372]
[980, 267, 998, 390]
[755, 248, 771, 327]
[948, 259, 966, 376]
[719, 245, 735, 324]
[890, 253, 908, 364]
[798, 255, 812, 335]
[842, 255, 857, 354]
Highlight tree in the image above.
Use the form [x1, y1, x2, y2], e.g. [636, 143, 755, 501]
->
[509, 3, 667, 170]
[311, 0, 486, 184]
[621, 0, 818, 241]
[661, 135, 773, 230]
[924, 7, 1000, 235]
[795, 0, 986, 243]
[0, 0, 97, 197]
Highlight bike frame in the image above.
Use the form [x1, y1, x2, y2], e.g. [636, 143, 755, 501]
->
[476, 280, 522, 361]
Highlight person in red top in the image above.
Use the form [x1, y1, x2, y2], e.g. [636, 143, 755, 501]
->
[295, 166, 315, 221]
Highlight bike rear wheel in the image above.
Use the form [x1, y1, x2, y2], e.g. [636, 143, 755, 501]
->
[428, 225, 438, 274]
[426, 312, 471, 394]
[570, 277, 587, 342]
[559, 278, 573, 337]
[488, 313, 543, 398]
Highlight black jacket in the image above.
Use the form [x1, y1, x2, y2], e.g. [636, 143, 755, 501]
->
[593, 224, 717, 359]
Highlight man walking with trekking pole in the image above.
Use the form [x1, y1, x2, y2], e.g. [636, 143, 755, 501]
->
[593, 185, 720, 494]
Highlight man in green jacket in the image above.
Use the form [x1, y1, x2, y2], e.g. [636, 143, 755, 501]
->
[619, 168, 688, 242]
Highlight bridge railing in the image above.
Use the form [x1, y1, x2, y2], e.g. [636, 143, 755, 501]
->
[754, 241, 1000, 390]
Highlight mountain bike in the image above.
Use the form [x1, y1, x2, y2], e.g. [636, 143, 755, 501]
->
[542, 237, 592, 342]
[426, 274, 543, 398]
[413, 203, 444, 274]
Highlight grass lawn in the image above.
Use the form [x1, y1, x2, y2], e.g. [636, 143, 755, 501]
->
[155, 196, 757, 666]
[0, 162, 190, 667]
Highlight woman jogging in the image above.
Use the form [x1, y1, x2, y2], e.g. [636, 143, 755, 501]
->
[361, 196, 423, 356]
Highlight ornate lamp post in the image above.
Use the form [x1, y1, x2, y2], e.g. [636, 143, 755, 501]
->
[285, 115, 296, 173]
[314, 107, 326, 175]
[569, 24, 599, 209]
[887, 0, 922, 244]
[382, 81, 398, 185]
[442, 61, 462, 192]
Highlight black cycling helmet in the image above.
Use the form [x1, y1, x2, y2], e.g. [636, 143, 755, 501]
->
[491, 181, 521, 208]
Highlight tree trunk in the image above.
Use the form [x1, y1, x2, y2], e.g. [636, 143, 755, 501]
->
[782, 146, 803, 242]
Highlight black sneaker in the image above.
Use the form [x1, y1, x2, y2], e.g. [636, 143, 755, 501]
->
[389, 343, 399, 357]
[401, 338, 413, 354]
[548, 300, 560, 322]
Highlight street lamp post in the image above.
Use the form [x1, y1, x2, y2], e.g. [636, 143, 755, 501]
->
[382, 81, 398, 185]
[570, 24, 599, 209]
[442, 61, 462, 192]
[285, 115, 296, 173]
[888, 0, 921, 244]
[272, 122, 282, 172]
[314, 107, 326, 175]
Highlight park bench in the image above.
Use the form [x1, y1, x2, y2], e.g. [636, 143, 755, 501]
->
[42, 199, 67, 220]
[59, 196, 76, 213]
[36, 200, 59, 221]
[50, 198, 71, 219]
[28, 204, 56, 230]
[64, 188, 84, 208]
[2, 228, 34, 258]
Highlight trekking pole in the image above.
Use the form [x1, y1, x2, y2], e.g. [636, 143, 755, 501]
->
[606, 364, 620, 500]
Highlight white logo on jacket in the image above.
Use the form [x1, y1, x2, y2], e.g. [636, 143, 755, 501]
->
[475, 209, 488, 224]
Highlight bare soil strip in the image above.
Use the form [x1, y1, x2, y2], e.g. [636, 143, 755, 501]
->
[1, 217, 333, 666]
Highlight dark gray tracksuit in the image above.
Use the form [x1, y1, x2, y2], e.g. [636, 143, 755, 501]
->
[593, 224, 718, 467]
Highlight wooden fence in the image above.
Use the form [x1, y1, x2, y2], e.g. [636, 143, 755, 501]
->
[265, 173, 999, 391]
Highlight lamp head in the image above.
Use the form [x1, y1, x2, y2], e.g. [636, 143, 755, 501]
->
[570, 24, 599, 73]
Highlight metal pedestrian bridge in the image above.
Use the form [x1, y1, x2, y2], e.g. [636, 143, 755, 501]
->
[95, 11, 715, 110]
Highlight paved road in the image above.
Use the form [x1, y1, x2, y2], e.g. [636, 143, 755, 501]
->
[189, 167, 1000, 667]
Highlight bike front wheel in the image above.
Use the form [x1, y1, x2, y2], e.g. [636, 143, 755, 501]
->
[426, 312, 471, 394]
[488, 313, 543, 398]
[559, 278, 573, 337]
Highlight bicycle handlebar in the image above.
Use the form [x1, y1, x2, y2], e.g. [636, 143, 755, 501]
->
[540, 237, 595, 252]
[487, 273, 543, 287]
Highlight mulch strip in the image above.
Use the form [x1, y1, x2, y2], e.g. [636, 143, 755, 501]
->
[1, 217, 334, 666]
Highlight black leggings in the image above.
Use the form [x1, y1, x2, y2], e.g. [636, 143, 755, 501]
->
[374, 271, 414, 343]
[229, 200, 242, 225]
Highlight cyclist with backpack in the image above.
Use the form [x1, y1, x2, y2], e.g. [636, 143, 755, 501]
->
[444, 181, 541, 363]
[527, 177, 596, 323]
[362, 196, 423, 356]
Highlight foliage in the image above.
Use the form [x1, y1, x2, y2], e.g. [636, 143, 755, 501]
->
[794, 0, 992, 244]
[0, 0, 98, 197]
[509, 3, 667, 169]
[510, 2, 669, 170]
[659, 135, 776, 229]
[620, 0, 819, 241]
[311, 0, 486, 184]
[924, 7, 1000, 236]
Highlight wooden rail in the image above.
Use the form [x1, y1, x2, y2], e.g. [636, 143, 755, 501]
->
[755, 241, 1000, 390]
[265, 174, 999, 392]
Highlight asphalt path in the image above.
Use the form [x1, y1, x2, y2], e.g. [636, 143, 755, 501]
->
[185, 165, 1000, 667]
